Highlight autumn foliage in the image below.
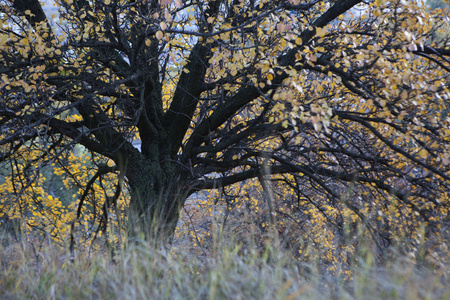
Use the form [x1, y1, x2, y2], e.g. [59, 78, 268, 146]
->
[0, 0, 449, 277]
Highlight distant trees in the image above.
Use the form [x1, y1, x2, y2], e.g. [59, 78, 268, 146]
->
[0, 0, 449, 257]
[426, 0, 449, 10]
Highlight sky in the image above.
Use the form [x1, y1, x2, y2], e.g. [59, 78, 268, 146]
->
[41, 0, 59, 23]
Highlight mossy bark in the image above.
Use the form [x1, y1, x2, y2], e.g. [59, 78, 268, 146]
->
[124, 155, 188, 244]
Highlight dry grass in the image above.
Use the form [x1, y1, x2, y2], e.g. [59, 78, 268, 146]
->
[0, 230, 449, 300]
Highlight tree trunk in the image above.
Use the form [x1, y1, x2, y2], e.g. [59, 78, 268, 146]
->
[124, 155, 188, 244]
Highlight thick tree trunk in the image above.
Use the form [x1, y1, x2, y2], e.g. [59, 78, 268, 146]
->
[124, 156, 188, 244]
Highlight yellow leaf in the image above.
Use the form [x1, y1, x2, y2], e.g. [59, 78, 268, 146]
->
[164, 10, 172, 22]
[307, 54, 317, 62]
[174, 0, 183, 8]
[155, 31, 163, 40]
[316, 27, 326, 38]
[418, 149, 428, 158]
[145, 39, 151, 46]
[442, 156, 449, 166]
[277, 23, 285, 32]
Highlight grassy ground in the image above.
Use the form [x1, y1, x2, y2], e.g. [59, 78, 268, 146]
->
[0, 231, 449, 300]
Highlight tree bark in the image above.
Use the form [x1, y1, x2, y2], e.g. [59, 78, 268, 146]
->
[124, 155, 188, 244]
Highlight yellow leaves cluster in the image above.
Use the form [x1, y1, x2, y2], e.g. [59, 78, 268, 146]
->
[0, 164, 72, 242]
[0, 140, 129, 246]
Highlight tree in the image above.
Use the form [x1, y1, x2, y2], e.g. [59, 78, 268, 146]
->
[1, 0, 449, 249]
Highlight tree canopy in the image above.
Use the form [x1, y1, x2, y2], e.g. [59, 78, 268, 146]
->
[1, 0, 449, 257]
